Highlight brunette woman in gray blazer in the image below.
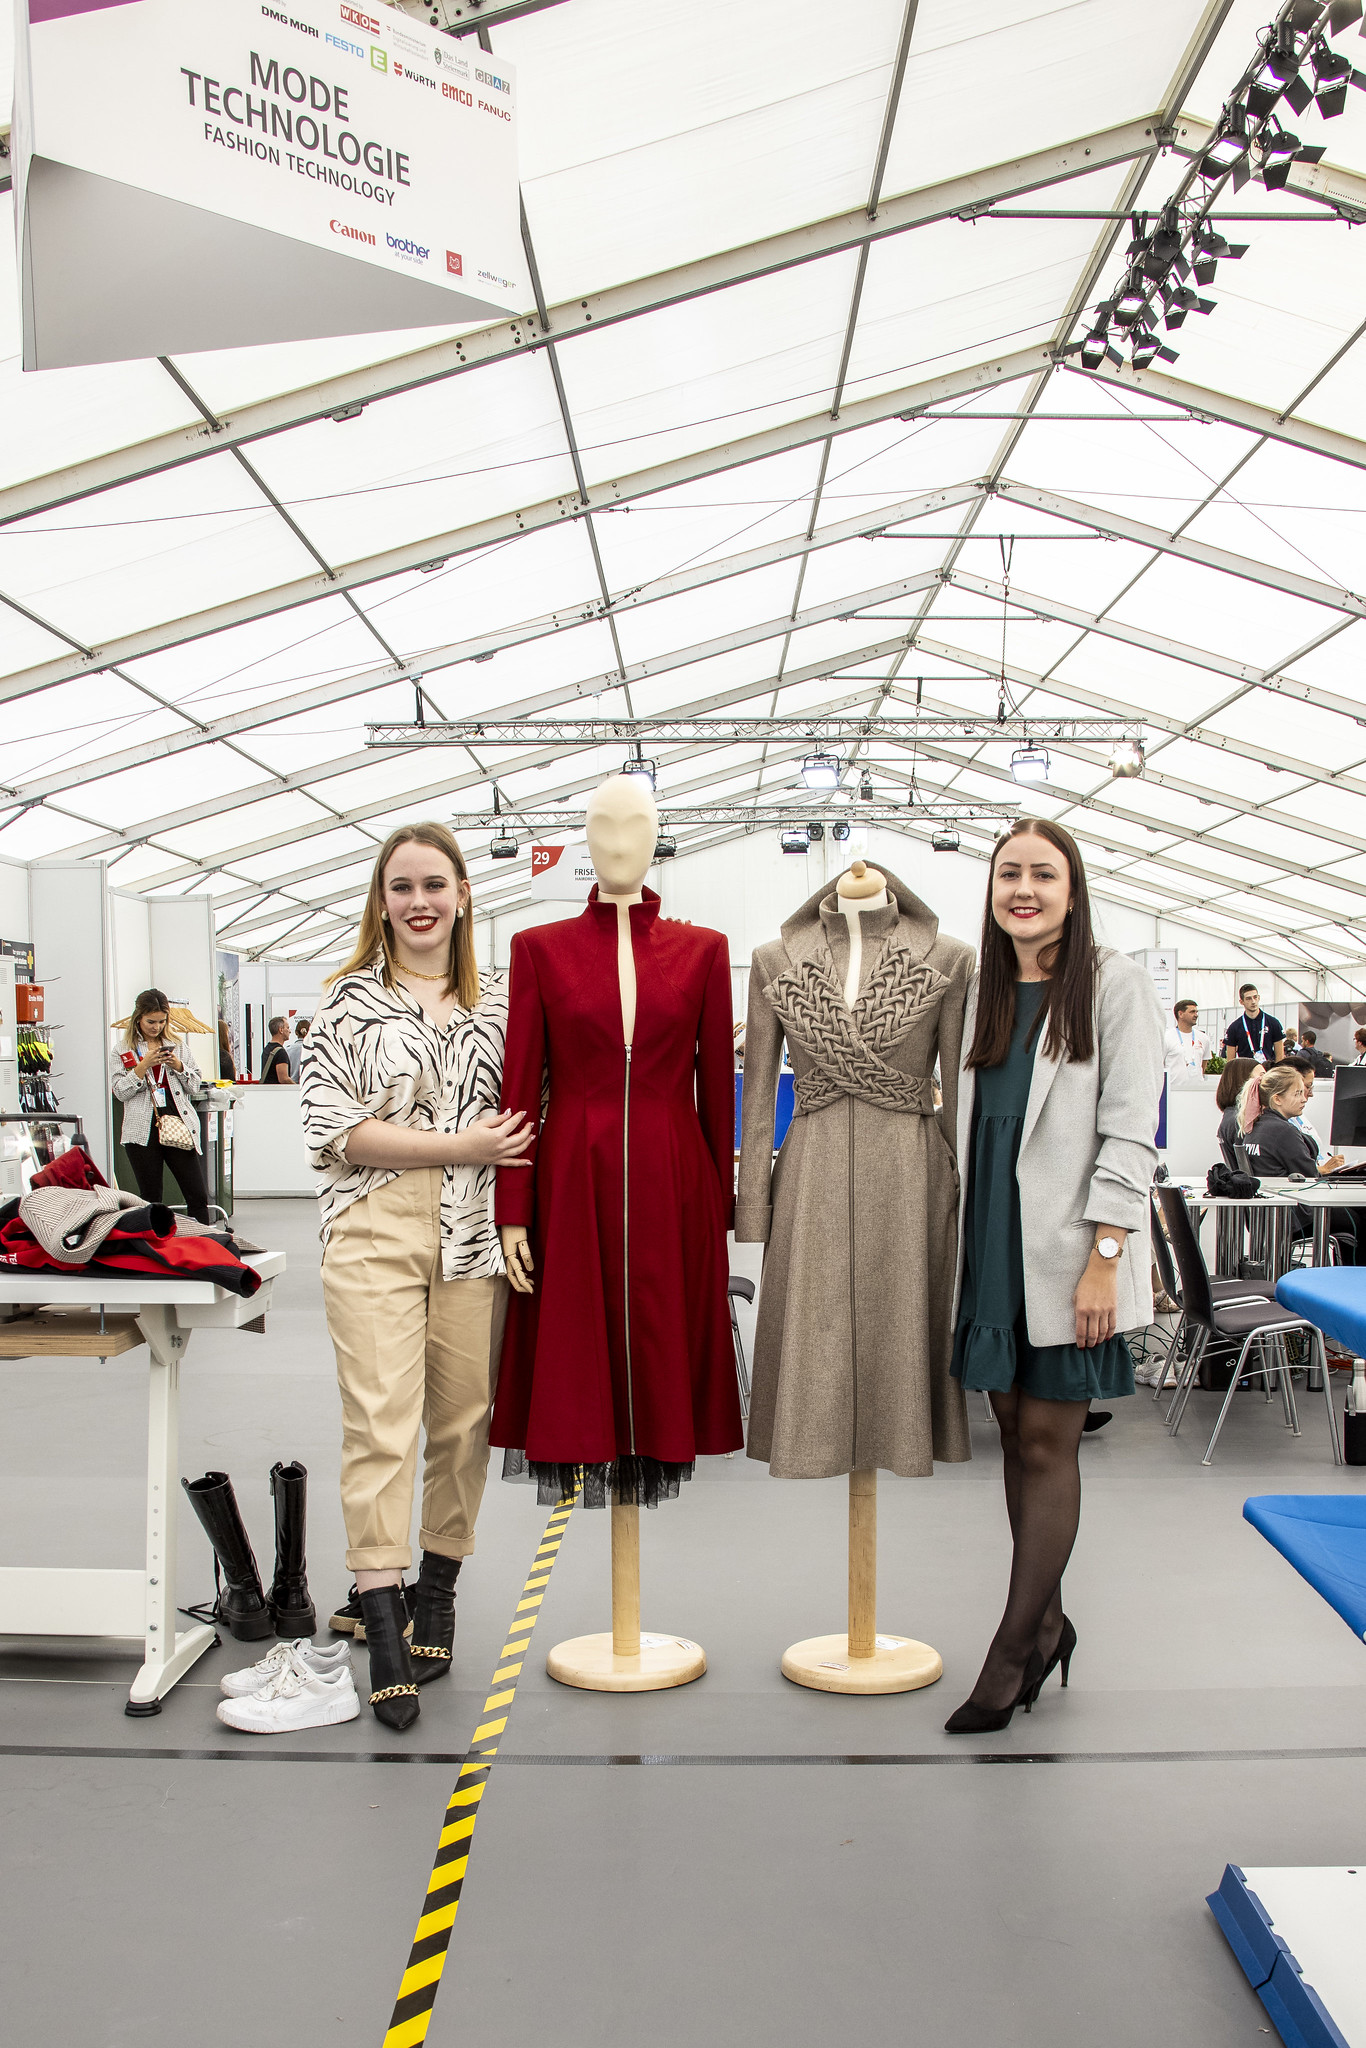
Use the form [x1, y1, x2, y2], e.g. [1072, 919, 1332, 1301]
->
[945, 820, 1163, 1732]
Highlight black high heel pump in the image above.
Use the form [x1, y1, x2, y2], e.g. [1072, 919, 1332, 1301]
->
[944, 1648, 1046, 1735]
[1037, 1615, 1077, 1692]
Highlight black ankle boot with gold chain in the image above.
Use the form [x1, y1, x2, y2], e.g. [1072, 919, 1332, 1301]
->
[359, 1585, 420, 1730]
[409, 1551, 461, 1685]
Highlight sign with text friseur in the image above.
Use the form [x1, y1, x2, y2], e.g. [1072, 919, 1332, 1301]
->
[13, 0, 525, 366]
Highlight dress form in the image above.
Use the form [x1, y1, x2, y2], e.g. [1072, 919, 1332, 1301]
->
[780, 858, 942, 1697]
[509, 773, 706, 1694]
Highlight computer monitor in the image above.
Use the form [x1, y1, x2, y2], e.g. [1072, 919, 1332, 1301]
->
[1330, 1067, 1366, 1146]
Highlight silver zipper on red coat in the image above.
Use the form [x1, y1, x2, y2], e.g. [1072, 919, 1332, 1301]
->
[623, 1042, 636, 1454]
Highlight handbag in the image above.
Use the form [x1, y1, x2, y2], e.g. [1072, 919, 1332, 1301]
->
[156, 1111, 195, 1151]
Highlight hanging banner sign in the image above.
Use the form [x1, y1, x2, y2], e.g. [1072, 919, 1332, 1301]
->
[12, 0, 525, 368]
[529, 844, 599, 902]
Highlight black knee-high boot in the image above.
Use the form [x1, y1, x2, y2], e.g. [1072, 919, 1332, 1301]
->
[182, 1472, 273, 1641]
[409, 1552, 461, 1685]
[266, 1461, 317, 1637]
[360, 1585, 420, 1731]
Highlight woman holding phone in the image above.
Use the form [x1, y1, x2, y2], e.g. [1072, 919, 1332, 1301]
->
[947, 820, 1163, 1733]
[110, 988, 212, 1223]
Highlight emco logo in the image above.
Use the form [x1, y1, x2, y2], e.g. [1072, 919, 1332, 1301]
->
[331, 218, 376, 246]
[340, 4, 378, 31]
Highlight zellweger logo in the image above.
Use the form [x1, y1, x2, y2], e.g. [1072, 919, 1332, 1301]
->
[340, 4, 378, 31]
[331, 218, 376, 245]
[387, 232, 430, 264]
[474, 66, 511, 93]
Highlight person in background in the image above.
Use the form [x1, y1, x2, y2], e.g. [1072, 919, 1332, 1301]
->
[1298, 1029, 1334, 1077]
[1216, 1056, 1258, 1165]
[286, 1016, 311, 1082]
[1277, 1054, 1327, 1161]
[1222, 984, 1285, 1066]
[1239, 1065, 1344, 1178]
[1163, 999, 1209, 1086]
[110, 988, 212, 1224]
[217, 1019, 237, 1084]
[261, 1017, 293, 1084]
[1352, 1027, 1366, 1067]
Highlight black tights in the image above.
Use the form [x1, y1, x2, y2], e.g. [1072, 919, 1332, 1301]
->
[124, 1136, 211, 1225]
[967, 1388, 1090, 1710]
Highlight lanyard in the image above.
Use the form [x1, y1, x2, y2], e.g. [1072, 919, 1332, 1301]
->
[1239, 1013, 1269, 1054]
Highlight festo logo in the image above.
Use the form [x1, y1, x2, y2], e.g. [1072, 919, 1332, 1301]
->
[387, 233, 430, 261]
[340, 4, 378, 31]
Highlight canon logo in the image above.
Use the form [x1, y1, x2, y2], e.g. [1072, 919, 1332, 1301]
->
[330, 218, 376, 246]
[339, 4, 378, 32]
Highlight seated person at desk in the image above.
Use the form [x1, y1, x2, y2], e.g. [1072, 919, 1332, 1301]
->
[1215, 1057, 1257, 1165]
[1298, 1029, 1334, 1077]
[1239, 1064, 1355, 1260]
[260, 1016, 295, 1084]
[1223, 984, 1285, 1067]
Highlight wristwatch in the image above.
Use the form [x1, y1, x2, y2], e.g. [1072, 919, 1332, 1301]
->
[1094, 1236, 1123, 1261]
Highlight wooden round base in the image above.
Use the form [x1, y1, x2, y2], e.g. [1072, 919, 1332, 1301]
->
[546, 1630, 706, 1693]
[781, 1631, 942, 1695]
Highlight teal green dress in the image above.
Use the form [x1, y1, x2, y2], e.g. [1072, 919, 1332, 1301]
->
[951, 982, 1134, 1403]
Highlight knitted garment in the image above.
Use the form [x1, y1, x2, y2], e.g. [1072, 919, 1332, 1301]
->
[17, 1187, 172, 1263]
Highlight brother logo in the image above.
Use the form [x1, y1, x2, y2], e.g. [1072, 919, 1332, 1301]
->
[387, 233, 430, 260]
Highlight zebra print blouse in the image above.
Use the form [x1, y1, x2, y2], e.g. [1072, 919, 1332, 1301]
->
[300, 964, 509, 1279]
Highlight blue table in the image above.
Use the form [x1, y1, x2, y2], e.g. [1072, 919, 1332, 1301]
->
[1276, 1266, 1366, 1357]
[1243, 1495, 1366, 1644]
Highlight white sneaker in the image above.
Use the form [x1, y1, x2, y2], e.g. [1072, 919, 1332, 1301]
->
[219, 1638, 351, 1698]
[216, 1656, 360, 1733]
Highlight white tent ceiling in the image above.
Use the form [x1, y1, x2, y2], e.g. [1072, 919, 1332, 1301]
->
[3, 0, 1366, 972]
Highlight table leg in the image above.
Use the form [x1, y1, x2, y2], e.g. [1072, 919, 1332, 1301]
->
[1313, 1207, 1330, 1267]
[125, 1306, 215, 1715]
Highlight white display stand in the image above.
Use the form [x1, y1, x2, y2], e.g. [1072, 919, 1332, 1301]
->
[0, 1251, 284, 1714]
[230, 1087, 314, 1197]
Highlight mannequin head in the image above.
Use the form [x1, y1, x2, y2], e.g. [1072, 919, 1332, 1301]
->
[586, 774, 658, 898]
[836, 858, 887, 903]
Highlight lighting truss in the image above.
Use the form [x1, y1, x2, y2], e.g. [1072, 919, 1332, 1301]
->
[439, 802, 1018, 830]
[367, 717, 1145, 748]
[1062, 0, 1366, 376]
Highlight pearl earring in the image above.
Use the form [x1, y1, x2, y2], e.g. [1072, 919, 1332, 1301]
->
[457, 907, 465, 919]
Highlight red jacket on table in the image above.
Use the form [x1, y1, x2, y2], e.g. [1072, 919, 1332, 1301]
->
[491, 887, 741, 1471]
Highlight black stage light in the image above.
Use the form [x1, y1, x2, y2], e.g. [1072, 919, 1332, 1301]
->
[859, 771, 875, 803]
[830, 821, 851, 842]
[806, 821, 825, 843]
[1249, 21, 1300, 117]
[1260, 124, 1301, 187]
[1202, 101, 1249, 172]
[1114, 277, 1148, 325]
[780, 827, 809, 854]
[1080, 325, 1109, 367]
[489, 833, 518, 860]
[653, 835, 677, 860]
[932, 827, 960, 853]
[1312, 38, 1352, 114]
[1130, 328, 1162, 368]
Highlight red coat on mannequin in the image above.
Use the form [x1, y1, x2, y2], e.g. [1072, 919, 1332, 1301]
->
[492, 888, 742, 1501]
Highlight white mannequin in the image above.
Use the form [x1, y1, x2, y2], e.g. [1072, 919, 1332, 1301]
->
[500, 773, 658, 1295]
[835, 859, 888, 1007]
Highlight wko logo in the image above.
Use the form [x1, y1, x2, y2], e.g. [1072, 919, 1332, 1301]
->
[339, 4, 378, 31]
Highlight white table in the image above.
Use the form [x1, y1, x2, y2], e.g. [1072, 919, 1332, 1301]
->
[0, 1250, 284, 1714]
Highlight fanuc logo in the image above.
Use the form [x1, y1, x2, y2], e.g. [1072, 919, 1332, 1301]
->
[340, 4, 379, 31]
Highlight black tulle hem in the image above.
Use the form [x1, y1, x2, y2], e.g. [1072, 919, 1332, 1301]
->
[500, 1448, 694, 1509]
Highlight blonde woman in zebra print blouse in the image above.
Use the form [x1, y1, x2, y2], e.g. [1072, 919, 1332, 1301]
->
[300, 822, 532, 1731]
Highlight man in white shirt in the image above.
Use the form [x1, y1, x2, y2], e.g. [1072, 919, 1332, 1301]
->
[1163, 1000, 1208, 1088]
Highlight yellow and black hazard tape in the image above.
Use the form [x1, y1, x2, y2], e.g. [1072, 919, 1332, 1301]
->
[381, 1488, 579, 2048]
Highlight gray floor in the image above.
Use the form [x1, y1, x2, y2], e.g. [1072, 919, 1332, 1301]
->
[3, 1201, 1364, 2046]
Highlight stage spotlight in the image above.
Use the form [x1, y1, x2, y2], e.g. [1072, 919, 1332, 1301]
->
[859, 771, 875, 802]
[1010, 746, 1051, 785]
[1311, 38, 1352, 116]
[806, 821, 825, 843]
[621, 756, 657, 788]
[1113, 277, 1148, 325]
[653, 835, 677, 860]
[1259, 124, 1301, 188]
[1080, 324, 1109, 368]
[1108, 738, 1145, 779]
[801, 751, 841, 791]
[932, 827, 961, 853]
[1202, 101, 1249, 172]
[830, 821, 851, 842]
[489, 833, 518, 859]
[780, 827, 810, 854]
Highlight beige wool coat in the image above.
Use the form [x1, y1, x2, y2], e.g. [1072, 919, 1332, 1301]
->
[735, 873, 974, 1479]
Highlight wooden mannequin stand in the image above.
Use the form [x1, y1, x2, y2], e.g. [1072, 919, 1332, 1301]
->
[781, 1470, 942, 1694]
[545, 1497, 707, 1692]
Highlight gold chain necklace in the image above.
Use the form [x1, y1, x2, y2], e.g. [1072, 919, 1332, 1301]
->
[395, 964, 447, 982]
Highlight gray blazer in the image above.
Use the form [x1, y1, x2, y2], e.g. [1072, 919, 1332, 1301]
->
[953, 949, 1164, 1348]
[110, 1040, 207, 1152]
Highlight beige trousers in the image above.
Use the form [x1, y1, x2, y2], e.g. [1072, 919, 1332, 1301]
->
[321, 1167, 507, 1572]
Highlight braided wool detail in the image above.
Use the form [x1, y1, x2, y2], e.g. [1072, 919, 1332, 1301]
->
[765, 953, 948, 1116]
